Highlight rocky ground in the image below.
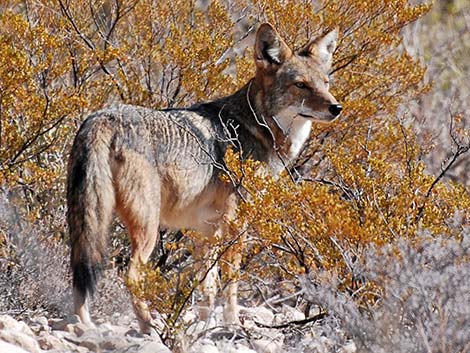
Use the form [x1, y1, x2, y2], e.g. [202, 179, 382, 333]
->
[0, 313, 170, 353]
[0, 305, 356, 353]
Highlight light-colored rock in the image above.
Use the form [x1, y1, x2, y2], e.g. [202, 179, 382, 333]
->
[34, 316, 49, 327]
[187, 339, 220, 353]
[79, 339, 100, 352]
[341, 340, 357, 353]
[77, 328, 103, 352]
[137, 341, 172, 353]
[0, 330, 41, 353]
[182, 308, 198, 324]
[0, 339, 32, 353]
[0, 315, 35, 337]
[98, 322, 113, 333]
[28, 316, 50, 334]
[74, 346, 90, 353]
[303, 336, 336, 353]
[273, 305, 305, 325]
[240, 306, 275, 327]
[78, 329, 103, 343]
[94, 318, 107, 325]
[50, 329, 66, 339]
[102, 324, 128, 337]
[186, 318, 217, 336]
[63, 323, 77, 334]
[99, 336, 131, 351]
[18, 322, 35, 337]
[0, 315, 20, 330]
[36, 332, 68, 350]
[73, 322, 91, 337]
[125, 328, 144, 338]
[232, 346, 257, 353]
[252, 338, 283, 353]
[50, 315, 81, 331]
[192, 344, 219, 353]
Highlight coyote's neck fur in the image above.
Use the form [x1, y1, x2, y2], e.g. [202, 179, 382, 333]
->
[192, 79, 313, 173]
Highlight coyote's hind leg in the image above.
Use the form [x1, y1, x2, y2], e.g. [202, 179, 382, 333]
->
[126, 219, 160, 334]
[115, 156, 161, 334]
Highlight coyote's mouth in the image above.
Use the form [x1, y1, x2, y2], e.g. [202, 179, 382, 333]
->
[298, 113, 314, 119]
[298, 112, 337, 122]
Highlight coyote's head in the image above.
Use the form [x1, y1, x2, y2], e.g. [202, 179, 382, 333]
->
[253, 23, 342, 124]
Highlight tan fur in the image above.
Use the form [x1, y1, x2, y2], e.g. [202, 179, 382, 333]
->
[67, 23, 341, 333]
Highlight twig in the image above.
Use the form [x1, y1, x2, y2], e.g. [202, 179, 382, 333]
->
[254, 311, 327, 329]
[416, 112, 469, 221]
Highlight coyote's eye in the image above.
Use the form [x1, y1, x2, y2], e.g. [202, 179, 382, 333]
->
[294, 82, 308, 89]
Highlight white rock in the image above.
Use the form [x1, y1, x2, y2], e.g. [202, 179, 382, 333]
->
[186, 318, 217, 336]
[36, 332, 69, 350]
[240, 306, 275, 325]
[50, 330, 66, 339]
[0, 315, 34, 337]
[0, 339, 32, 353]
[64, 324, 77, 334]
[125, 328, 144, 338]
[252, 338, 283, 353]
[19, 322, 35, 337]
[273, 305, 305, 325]
[232, 346, 257, 353]
[94, 318, 107, 325]
[341, 340, 357, 353]
[98, 322, 114, 335]
[78, 329, 103, 343]
[0, 315, 20, 330]
[28, 316, 50, 334]
[50, 315, 81, 331]
[73, 322, 91, 337]
[305, 336, 335, 352]
[99, 336, 129, 351]
[137, 341, 172, 353]
[74, 346, 90, 353]
[0, 330, 41, 353]
[34, 316, 49, 327]
[188, 339, 220, 353]
[104, 324, 128, 337]
[79, 339, 99, 352]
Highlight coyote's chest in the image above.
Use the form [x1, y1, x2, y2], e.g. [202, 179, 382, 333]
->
[268, 112, 313, 173]
[285, 118, 312, 159]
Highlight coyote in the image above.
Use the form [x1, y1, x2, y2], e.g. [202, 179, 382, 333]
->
[67, 23, 341, 334]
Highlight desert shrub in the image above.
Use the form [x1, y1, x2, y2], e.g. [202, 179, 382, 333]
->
[0, 189, 133, 320]
[402, 0, 470, 186]
[0, 187, 71, 316]
[296, 231, 470, 353]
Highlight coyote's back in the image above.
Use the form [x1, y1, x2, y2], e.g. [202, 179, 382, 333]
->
[67, 23, 341, 333]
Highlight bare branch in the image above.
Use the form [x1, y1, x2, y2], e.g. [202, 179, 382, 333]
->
[254, 311, 327, 329]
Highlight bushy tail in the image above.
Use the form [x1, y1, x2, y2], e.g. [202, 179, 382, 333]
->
[67, 118, 115, 301]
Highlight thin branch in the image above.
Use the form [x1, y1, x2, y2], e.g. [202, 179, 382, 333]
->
[254, 311, 327, 329]
[416, 111, 470, 220]
[58, 0, 125, 100]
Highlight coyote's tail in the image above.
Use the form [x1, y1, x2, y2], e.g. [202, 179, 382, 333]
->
[67, 118, 115, 301]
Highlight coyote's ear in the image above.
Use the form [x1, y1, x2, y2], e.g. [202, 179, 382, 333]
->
[299, 29, 338, 70]
[255, 23, 292, 72]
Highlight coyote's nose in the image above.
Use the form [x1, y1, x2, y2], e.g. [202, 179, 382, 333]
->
[329, 104, 342, 117]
